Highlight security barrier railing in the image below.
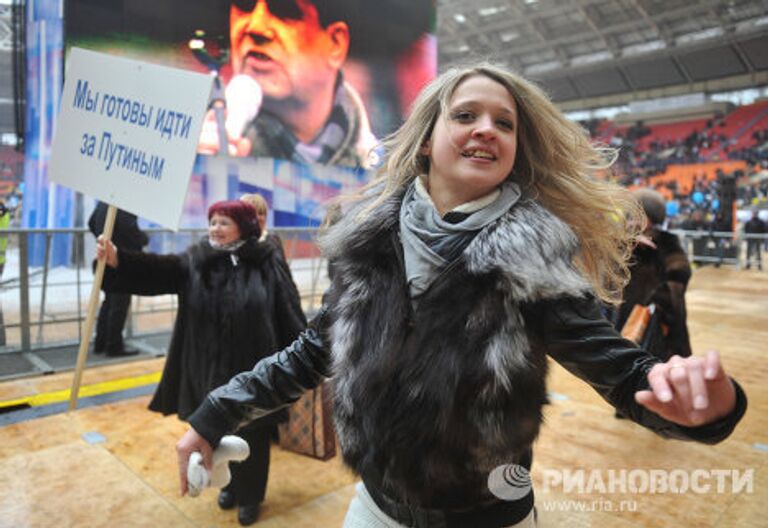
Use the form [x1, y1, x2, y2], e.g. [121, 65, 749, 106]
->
[0, 227, 329, 356]
[671, 229, 768, 268]
[0, 227, 764, 378]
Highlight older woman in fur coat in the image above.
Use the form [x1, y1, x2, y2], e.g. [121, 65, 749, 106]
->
[175, 66, 747, 528]
[97, 200, 305, 526]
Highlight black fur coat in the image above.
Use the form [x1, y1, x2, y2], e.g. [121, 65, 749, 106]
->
[102, 237, 306, 420]
[320, 189, 594, 507]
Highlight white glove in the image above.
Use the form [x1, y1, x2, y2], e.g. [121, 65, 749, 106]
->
[187, 435, 250, 498]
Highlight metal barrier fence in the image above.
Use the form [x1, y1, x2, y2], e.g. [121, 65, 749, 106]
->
[0, 227, 329, 356]
[0, 227, 765, 358]
[672, 230, 768, 269]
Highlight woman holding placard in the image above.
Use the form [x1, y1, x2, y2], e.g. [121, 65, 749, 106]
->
[97, 200, 305, 525]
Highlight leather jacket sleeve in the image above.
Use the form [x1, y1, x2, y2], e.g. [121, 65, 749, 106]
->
[522, 295, 747, 445]
[187, 306, 333, 447]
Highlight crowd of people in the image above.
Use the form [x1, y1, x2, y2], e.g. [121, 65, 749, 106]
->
[575, 112, 768, 246]
[730, 126, 768, 166]
[622, 170, 767, 270]
[580, 114, 768, 192]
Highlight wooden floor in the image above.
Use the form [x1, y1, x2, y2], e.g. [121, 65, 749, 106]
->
[0, 266, 765, 527]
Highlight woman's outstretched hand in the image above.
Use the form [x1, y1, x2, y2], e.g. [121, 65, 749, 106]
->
[95, 235, 119, 268]
[176, 428, 213, 497]
[635, 350, 736, 427]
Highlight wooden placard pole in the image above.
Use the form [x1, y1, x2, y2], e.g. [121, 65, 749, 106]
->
[68, 204, 118, 411]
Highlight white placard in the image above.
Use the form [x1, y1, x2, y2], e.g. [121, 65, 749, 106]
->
[48, 47, 213, 229]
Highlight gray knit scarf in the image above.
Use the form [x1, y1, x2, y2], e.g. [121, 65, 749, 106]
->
[399, 178, 521, 298]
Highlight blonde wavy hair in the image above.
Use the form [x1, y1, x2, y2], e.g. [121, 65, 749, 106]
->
[328, 62, 643, 305]
[240, 193, 268, 216]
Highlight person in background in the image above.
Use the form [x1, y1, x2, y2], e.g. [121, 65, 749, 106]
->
[97, 200, 306, 525]
[88, 202, 149, 357]
[177, 64, 746, 528]
[744, 209, 766, 270]
[612, 188, 693, 361]
[240, 192, 286, 261]
[0, 201, 9, 347]
[709, 211, 732, 268]
[198, 0, 377, 168]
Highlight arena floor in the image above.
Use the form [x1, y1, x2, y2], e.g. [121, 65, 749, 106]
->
[0, 266, 765, 527]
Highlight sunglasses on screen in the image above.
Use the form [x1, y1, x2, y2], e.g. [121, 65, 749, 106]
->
[230, 0, 306, 21]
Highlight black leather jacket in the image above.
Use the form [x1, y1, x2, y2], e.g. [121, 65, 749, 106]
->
[188, 295, 746, 449]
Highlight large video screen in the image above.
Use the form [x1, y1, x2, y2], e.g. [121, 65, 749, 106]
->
[65, 0, 437, 170]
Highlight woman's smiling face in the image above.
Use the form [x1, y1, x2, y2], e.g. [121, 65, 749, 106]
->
[208, 213, 242, 245]
[423, 74, 519, 208]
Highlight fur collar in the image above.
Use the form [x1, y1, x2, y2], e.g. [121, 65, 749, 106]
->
[320, 184, 591, 302]
[189, 236, 273, 270]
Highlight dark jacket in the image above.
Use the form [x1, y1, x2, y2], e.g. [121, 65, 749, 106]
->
[188, 190, 747, 515]
[264, 232, 287, 262]
[615, 227, 692, 358]
[88, 202, 149, 251]
[103, 236, 306, 420]
[745, 216, 766, 235]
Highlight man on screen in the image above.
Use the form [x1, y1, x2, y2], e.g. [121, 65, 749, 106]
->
[198, 0, 377, 168]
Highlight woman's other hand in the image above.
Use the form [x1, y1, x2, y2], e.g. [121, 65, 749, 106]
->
[176, 428, 214, 497]
[635, 350, 736, 427]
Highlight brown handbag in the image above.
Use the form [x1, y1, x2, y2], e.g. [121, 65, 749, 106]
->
[278, 381, 337, 460]
[621, 303, 654, 345]
[621, 303, 669, 358]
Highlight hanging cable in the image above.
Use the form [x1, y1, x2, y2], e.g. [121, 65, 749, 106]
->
[11, 0, 25, 151]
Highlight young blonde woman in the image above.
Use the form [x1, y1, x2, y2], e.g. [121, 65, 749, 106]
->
[176, 64, 746, 528]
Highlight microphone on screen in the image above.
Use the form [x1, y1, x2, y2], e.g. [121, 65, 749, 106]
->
[224, 74, 263, 140]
